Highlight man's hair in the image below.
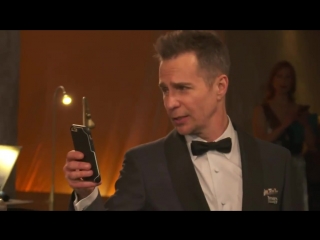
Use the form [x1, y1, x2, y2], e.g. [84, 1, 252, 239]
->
[154, 30, 230, 83]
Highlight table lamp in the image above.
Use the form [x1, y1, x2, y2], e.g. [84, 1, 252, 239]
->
[0, 145, 22, 201]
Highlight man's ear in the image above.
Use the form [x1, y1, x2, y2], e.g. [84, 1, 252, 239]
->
[216, 74, 229, 100]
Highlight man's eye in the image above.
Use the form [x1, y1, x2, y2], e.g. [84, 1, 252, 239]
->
[178, 86, 187, 90]
[161, 87, 168, 93]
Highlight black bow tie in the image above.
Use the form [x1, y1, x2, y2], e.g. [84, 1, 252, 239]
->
[191, 137, 232, 156]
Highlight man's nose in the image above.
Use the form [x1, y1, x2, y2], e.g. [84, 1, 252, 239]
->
[165, 95, 180, 110]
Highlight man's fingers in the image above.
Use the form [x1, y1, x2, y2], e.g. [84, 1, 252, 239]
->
[64, 161, 91, 171]
[67, 170, 93, 180]
[66, 150, 84, 161]
[64, 150, 101, 191]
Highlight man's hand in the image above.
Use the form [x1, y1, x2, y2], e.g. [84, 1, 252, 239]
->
[63, 150, 101, 200]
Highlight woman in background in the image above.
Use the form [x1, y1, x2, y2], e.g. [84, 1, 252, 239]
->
[252, 60, 320, 210]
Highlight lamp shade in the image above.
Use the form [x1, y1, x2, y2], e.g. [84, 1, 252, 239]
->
[0, 145, 21, 191]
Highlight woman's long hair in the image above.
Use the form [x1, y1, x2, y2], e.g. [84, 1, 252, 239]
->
[264, 60, 297, 103]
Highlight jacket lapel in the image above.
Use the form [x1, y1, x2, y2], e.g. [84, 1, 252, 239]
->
[233, 123, 265, 210]
[164, 130, 210, 211]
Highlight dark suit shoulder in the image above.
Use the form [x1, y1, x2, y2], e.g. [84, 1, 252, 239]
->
[236, 127, 291, 168]
[255, 137, 290, 155]
[125, 136, 166, 156]
[234, 122, 290, 158]
[235, 124, 291, 158]
[254, 137, 291, 167]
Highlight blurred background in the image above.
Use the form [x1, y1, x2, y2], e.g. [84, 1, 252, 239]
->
[1, 30, 320, 210]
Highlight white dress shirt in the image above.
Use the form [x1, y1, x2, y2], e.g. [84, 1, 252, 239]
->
[74, 187, 98, 211]
[74, 116, 243, 211]
[185, 116, 243, 210]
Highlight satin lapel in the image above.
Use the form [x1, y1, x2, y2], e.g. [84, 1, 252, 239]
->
[233, 123, 265, 210]
[164, 130, 210, 211]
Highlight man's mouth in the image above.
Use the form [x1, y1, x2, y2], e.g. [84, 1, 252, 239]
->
[172, 116, 188, 125]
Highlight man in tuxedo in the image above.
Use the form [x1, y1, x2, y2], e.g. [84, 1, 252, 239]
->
[63, 30, 304, 210]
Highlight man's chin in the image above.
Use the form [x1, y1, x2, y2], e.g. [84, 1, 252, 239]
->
[174, 126, 191, 136]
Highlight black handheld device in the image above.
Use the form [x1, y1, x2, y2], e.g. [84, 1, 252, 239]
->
[70, 124, 101, 183]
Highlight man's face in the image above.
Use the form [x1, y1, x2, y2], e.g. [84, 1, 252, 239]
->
[159, 52, 224, 136]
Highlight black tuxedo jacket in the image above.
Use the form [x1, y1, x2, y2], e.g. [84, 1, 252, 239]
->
[69, 124, 304, 211]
